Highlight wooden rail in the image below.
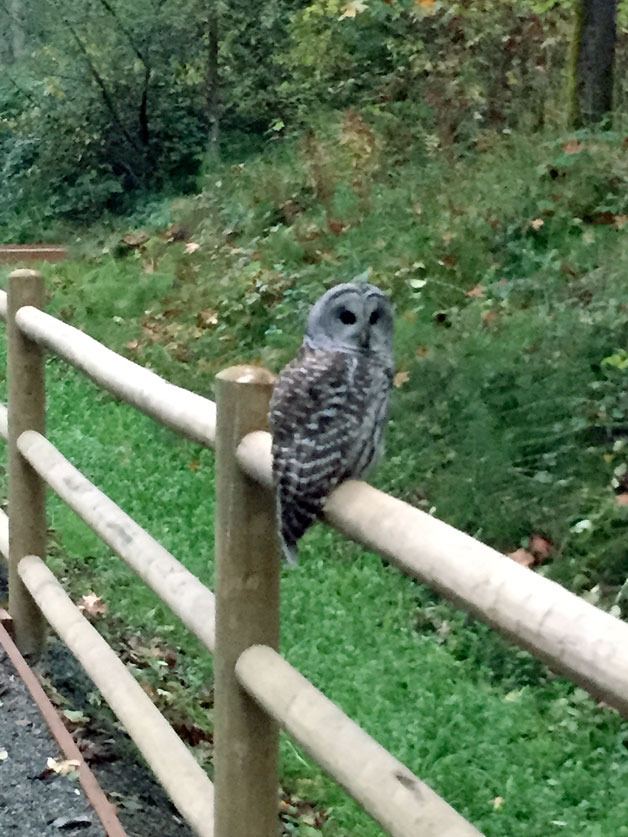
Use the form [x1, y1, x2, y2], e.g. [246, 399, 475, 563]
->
[0, 296, 215, 445]
[0, 245, 67, 263]
[3, 269, 627, 836]
[236, 432, 628, 717]
[237, 645, 480, 837]
[17, 430, 216, 653]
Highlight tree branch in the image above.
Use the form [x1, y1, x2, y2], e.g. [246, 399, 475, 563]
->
[48, 0, 145, 167]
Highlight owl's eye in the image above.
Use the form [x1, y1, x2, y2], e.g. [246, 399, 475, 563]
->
[339, 309, 357, 325]
[369, 310, 380, 325]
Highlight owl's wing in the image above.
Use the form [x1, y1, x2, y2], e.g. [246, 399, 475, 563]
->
[269, 349, 370, 563]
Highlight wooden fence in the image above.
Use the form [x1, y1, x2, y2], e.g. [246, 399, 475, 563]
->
[0, 268, 627, 837]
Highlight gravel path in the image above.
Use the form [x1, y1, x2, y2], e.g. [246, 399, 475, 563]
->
[0, 644, 105, 837]
[0, 554, 193, 837]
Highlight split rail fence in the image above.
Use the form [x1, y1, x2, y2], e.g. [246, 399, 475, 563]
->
[0, 269, 627, 837]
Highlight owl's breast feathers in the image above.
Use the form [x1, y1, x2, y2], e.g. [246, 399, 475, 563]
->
[269, 347, 393, 562]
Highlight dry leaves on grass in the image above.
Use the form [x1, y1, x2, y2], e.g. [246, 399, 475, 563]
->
[339, 0, 368, 19]
[393, 370, 410, 388]
[508, 534, 553, 569]
[77, 593, 108, 618]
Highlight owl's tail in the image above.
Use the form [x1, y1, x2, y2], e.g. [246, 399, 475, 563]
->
[276, 499, 300, 565]
[279, 534, 299, 567]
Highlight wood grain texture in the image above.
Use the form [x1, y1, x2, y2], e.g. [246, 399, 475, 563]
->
[7, 270, 46, 659]
[214, 366, 280, 837]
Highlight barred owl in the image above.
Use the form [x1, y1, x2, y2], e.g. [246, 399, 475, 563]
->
[269, 282, 394, 564]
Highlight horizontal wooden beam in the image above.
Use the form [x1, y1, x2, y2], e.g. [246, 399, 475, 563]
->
[17, 430, 215, 652]
[14, 303, 215, 446]
[18, 555, 214, 836]
[236, 430, 628, 717]
[0, 245, 67, 263]
[0, 508, 8, 561]
[237, 645, 480, 837]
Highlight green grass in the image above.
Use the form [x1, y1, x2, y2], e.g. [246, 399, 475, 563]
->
[1, 123, 628, 835]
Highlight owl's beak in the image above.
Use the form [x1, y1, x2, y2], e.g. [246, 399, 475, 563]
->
[359, 327, 370, 350]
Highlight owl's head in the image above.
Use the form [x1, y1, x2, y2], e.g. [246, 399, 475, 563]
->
[304, 282, 393, 358]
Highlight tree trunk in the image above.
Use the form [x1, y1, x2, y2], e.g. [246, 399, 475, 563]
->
[569, 0, 618, 126]
[10, 0, 24, 60]
[206, 3, 220, 158]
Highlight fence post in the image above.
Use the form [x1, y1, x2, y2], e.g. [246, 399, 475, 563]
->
[214, 365, 279, 837]
[7, 269, 47, 659]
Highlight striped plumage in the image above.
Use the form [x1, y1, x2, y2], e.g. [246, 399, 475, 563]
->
[269, 282, 394, 564]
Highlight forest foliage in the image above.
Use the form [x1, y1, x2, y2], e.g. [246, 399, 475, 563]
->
[0, 0, 626, 232]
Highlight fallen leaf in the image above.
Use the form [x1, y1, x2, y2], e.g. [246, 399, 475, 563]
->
[530, 218, 544, 231]
[339, 0, 367, 19]
[62, 709, 88, 726]
[171, 721, 213, 747]
[508, 548, 536, 568]
[440, 254, 457, 269]
[416, 0, 436, 9]
[591, 211, 616, 226]
[184, 242, 200, 254]
[529, 534, 553, 561]
[393, 370, 410, 388]
[197, 308, 219, 328]
[77, 594, 108, 618]
[563, 140, 584, 154]
[481, 309, 499, 327]
[125, 340, 140, 352]
[465, 284, 486, 299]
[492, 796, 505, 810]
[78, 737, 117, 765]
[163, 224, 189, 243]
[327, 218, 348, 235]
[616, 493, 628, 507]
[46, 757, 80, 776]
[121, 232, 148, 249]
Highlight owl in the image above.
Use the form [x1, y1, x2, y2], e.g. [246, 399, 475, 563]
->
[269, 281, 394, 564]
